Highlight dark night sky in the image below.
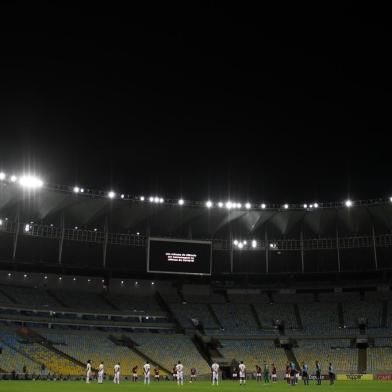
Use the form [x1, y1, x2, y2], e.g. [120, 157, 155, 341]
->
[0, 3, 391, 204]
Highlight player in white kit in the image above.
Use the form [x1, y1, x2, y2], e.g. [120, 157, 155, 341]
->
[143, 361, 151, 385]
[98, 361, 104, 384]
[176, 361, 184, 386]
[239, 361, 246, 385]
[113, 363, 120, 384]
[86, 360, 92, 383]
[211, 362, 220, 386]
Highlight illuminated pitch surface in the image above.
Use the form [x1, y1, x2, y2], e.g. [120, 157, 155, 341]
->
[1, 380, 391, 391]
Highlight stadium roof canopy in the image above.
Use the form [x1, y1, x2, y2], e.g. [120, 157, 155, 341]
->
[1, 182, 392, 240]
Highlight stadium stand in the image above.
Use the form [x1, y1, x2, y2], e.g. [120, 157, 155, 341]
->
[129, 333, 210, 375]
[218, 339, 287, 373]
[293, 339, 358, 373]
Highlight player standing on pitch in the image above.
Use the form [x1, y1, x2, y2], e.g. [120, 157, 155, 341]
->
[113, 362, 120, 384]
[97, 361, 104, 384]
[86, 360, 92, 384]
[211, 361, 219, 386]
[239, 361, 246, 385]
[143, 361, 151, 385]
[176, 361, 184, 386]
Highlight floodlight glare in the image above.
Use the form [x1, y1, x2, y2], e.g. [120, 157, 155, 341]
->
[225, 201, 232, 209]
[345, 200, 353, 207]
[19, 176, 44, 189]
[237, 203, 242, 209]
[233, 240, 239, 245]
[238, 243, 244, 249]
[140, 196, 145, 201]
[314, 203, 319, 208]
[10, 175, 17, 182]
[154, 197, 159, 203]
[283, 204, 289, 209]
[261, 203, 266, 209]
[108, 191, 115, 199]
[0, 219, 3, 226]
[149, 196, 154, 202]
[24, 224, 30, 232]
[206, 200, 213, 208]
[178, 199, 184, 205]
[159, 198, 164, 203]
[303, 204, 308, 208]
[120, 194, 124, 199]
[73, 186, 80, 193]
[0, 172, 5, 180]
[218, 202, 223, 208]
[252, 240, 257, 248]
[245, 202, 251, 209]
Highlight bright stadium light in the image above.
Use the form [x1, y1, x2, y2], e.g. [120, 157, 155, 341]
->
[108, 191, 115, 199]
[233, 240, 239, 246]
[120, 194, 125, 199]
[238, 242, 244, 249]
[243, 240, 247, 245]
[225, 201, 233, 209]
[245, 202, 251, 209]
[178, 199, 184, 205]
[206, 200, 213, 208]
[80, 188, 84, 193]
[252, 240, 257, 248]
[0, 172, 5, 180]
[236, 203, 242, 209]
[73, 186, 80, 193]
[303, 204, 308, 209]
[149, 196, 154, 202]
[24, 224, 30, 232]
[0, 219, 3, 226]
[283, 204, 289, 209]
[19, 175, 43, 188]
[159, 198, 164, 203]
[345, 199, 353, 207]
[389, 196, 392, 203]
[218, 202, 223, 208]
[261, 203, 266, 209]
[10, 175, 17, 182]
[153, 196, 159, 203]
[314, 202, 319, 208]
[140, 196, 145, 201]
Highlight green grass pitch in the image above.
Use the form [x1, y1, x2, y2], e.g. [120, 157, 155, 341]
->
[0, 380, 390, 392]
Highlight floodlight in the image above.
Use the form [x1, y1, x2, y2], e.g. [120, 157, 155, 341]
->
[19, 175, 43, 188]
[345, 200, 353, 207]
[108, 191, 115, 199]
[10, 175, 17, 182]
[283, 204, 289, 209]
[218, 202, 223, 208]
[252, 240, 257, 248]
[178, 199, 184, 205]
[261, 203, 266, 209]
[206, 200, 213, 208]
[0, 172, 5, 180]
[73, 186, 80, 193]
[245, 202, 251, 209]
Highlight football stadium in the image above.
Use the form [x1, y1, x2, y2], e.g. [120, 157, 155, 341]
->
[1, 174, 392, 392]
[1, 2, 392, 392]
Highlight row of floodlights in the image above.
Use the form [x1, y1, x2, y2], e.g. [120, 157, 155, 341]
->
[233, 239, 258, 249]
[0, 173, 43, 188]
[233, 240, 279, 249]
[2, 172, 392, 209]
[5, 273, 153, 287]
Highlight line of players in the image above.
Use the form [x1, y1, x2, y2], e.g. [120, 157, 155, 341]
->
[85, 360, 221, 386]
[85, 360, 335, 386]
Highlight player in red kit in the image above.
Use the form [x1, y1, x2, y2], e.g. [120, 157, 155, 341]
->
[190, 367, 196, 383]
[132, 365, 138, 382]
[154, 367, 160, 382]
